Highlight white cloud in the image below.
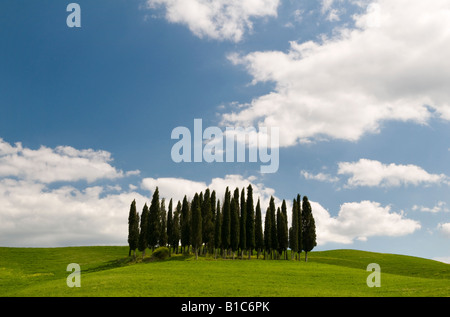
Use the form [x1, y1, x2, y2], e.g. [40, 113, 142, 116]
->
[0, 139, 144, 247]
[146, 0, 280, 42]
[223, 0, 450, 146]
[141, 174, 280, 210]
[0, 178, 148, 247]
[0, 138, 138, 184]
[412, 201, 449, 213]
[301, 170, 339, 183]
[437, 223, 450, 238]
[312, 200, 421, 245]
[337, 159, 447, 188]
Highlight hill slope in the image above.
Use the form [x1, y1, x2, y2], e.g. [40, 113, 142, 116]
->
[0, 247, 448, 297]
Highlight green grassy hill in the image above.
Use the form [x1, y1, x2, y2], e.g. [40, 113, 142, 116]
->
[0, 247, 448, 297]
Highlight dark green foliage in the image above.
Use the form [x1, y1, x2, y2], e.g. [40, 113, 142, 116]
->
[278, 201, 289, 259]
[230, 188, 240, 257]
[221, 187, 231, 254]
[138, 203, 149, 257]
[128, 187, 314, 262]
[289, 198, 299, 259]
[147, 188, 161, 250]
[128, 200, 140, 258]
[159, 198, 168, 247]
[191, 193, 202, 259]
[246, 185, 255, 258]
[239, 187, 246, 257]
[166, 199, 173, 254]
[302, 196, 317, 262]
[172, 201, 181, 253]
[264, 206, 272, 257]
[214, 199, 221, 258]
[151, 246, 170, 260]
[202, 188, 214, 252]
[269, 197, 278, 256]
[254, 198, 264, 258]
[181, 195, 190, 252]
[297, 194, 303, 256]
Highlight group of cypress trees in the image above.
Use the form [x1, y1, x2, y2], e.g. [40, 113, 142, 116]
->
[127, 185, 317, 262]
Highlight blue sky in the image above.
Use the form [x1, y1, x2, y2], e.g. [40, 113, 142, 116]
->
[0, 0, 449, 263]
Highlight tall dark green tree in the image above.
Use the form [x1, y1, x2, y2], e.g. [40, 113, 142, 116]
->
[254, 198, 264, 259]
[159, 198, 168, 248]
[278, 201, 288, 260]
[269, 197, 278, 259]
[202, 188, 214, 254]
[138, 203, 149, 259]
[302, 196, 317, 262]
[263, 206, 272, 259]
[166, 199, 173, 256]
[191, 193, 202, 260]
[147, 188, 161, 251]
[128, 199, 140, 259]
[230, 188, 240, 259]
[221, 187, 231, 258]
[180, 195, 190, 254]
[214, 199, 221, 259]
[211, 190, 216, 221]
[289, 198, 299, 260]
[239, 187, 246, 259]
[297, 194, 303, 260]
[172, 200, 181, 254]
[246, 185, 255, 259]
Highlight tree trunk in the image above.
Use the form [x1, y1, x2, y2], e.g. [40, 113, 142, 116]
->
[305, 251, 308, 262]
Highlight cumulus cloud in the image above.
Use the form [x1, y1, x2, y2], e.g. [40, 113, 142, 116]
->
[141, 174, 280, 210]
[0, 178, 148, 247]
[0, 139, 143, 247]
[312, 200, 421, 245]
[437, 223, 450, 238]
[146, 0, 280, 42]
[412, 201, 449, 213]
[337, 159, 448, 188]
[0, 138, 139, 184]
[223, 0, 450, 146]
[300, 170, 339, 183]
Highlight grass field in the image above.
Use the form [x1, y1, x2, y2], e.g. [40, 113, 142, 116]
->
[0, 246, 448, 297]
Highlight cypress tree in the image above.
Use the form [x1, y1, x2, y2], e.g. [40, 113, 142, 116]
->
[159, 198, 168, 248]
[211, 190, 216, 221]
[269, 197, 278, 259]
[214, 199, 221, 259]
[246, 185, 255, 259]
[128, 199, 139, 259]
[147, 188, 161, 251]
[202, 188, 213, 254]
[278, 201, 288, 259]
[138, 203, 149, 259]
[180, 195, 190, 254]
[302, 196, 317, 262]
[254, 198, 263, 259]
[172, 201, 181, 254]
[289, 198, 299, 260]
[191, 193, 202, 260]
[166, 199, 173, 256]
[221, 187, 231, 258]
[239, 187, 246, 259]
[230, 188, 240, 259]
[263, 206, 271, 259]
[297, 194, 303, 260]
